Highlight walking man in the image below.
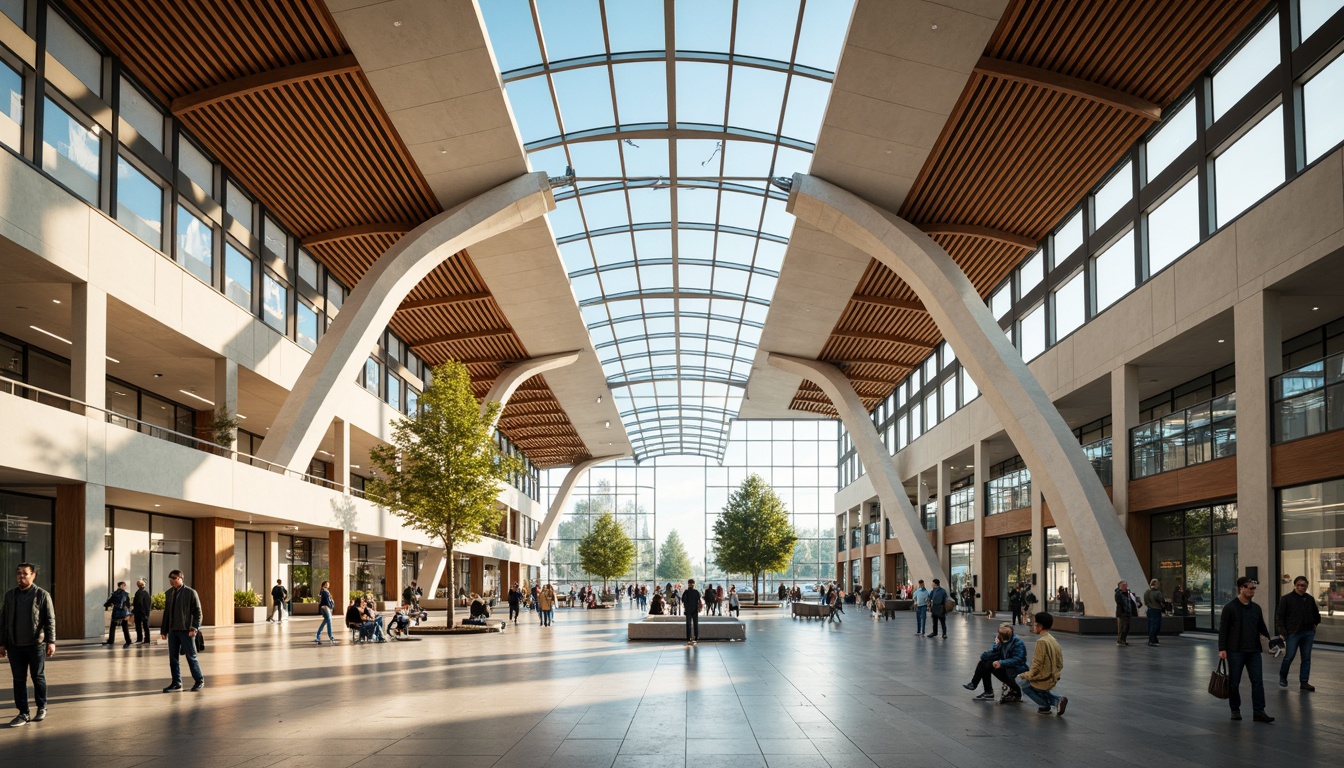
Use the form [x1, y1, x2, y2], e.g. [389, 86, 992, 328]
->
[269, 579, 288, 623]
[1143, 578, 1164, 646]
[1016, 612, 1068, 716]
[1275, 575, 1320, 692]
[102, 581, 132, 647]
[507, 582, 523, 623]
[913, 579, 929, 636]
[1114, 580, 1138, 646]
[1217, 576, 1273, 722]
[132, 579, 151, 645]
[683, 578, 703, 646]
[0, 563, 55, 726]
[927, 579, 949, 639]
[160, 569, 204, 693]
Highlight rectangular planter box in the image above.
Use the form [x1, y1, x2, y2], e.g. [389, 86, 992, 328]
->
[421, 598, 449, 610]
[234, 607, 268, 623]
[290, 603, 321, 616]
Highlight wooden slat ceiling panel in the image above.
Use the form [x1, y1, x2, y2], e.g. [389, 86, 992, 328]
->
[65, 0, 589, 467]
[795, 0, 1270, 417]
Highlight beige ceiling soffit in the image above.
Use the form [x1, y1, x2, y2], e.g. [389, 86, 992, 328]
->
[824, 357, 914, 369]
[831, 329, 935, 350]
[973, 56, 1162, 122]
[398, 292, 493, 311]
[301, 222, 418, 248]
[481, 350, 582, 430]
[850, 294, 926, 312]
[917, 222, 1038, 251]
[171, 54, 362, 116]
[409, 327, 513, 348]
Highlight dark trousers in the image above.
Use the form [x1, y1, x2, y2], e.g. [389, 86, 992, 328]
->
[1117, 615, 1131, 643]
[107, 617, 131, 645]
[685, 611, 700, 640]
[929, 613, 947, 636]
[6, 645, 46, 716]
[1226, 651, 1266, 713]
[1146, 608, 1162, 643]
[134, 614, 150, 643]
[971, 660, 1022, 694]
[509, 603, 520, 621]
[166, 631, 203, 685]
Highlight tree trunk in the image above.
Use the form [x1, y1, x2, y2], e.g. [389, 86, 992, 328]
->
[753, 572, 760, 604]
[444, 536, 456, 629]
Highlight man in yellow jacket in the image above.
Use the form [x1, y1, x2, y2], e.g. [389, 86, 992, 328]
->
[1016, 611, 1068, 716]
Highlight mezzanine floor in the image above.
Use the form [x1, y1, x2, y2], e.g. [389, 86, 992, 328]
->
[4, 603, 1342, 768]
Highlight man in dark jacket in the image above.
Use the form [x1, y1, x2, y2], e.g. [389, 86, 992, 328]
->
[1114, 580, 1139, 646]
[159, 570, 204, 693]
[102, 582, 132, 647]
[0, 563, 56, 726]
[269, 579, 288, 623]
[964, 623, 1027, 703]
[507, 583, 523, 622]
[1275, 575, 1322, 691]
[682, 579, 703, 646]
[1217, 576, 1272, 722]
[926, 579, 949, 638]
[132, 579, 152, 645]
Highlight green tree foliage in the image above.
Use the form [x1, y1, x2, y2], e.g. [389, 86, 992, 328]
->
[578, 512, 636, 592]
[367, 360, 521, 627]
[656, 529, 694, 581]
[713, 473, 798, 603]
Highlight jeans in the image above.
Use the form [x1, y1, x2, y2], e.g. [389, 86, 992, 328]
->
[166, 631, 203, 686]
[269, 603, 285, 622]
[509, 603, 520, 621]
[543, 609, 553, 626]
[686, 611, 700, 640]
[1225, 651, 1266, 713]
[315, 607, 334, 641]
[6, 645, 46, 716]
[134, 614, 150, 643]
[930, 613, 947, 636]
[1016, 676, 1060, 709]
[915, 605, 927, 634]
[1279, 630, 1315, 683]
[1146, 608, 1162, 643]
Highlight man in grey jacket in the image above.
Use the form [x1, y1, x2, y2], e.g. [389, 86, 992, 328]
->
[0, 562, 56, 726]
[159, 570, 204, 693]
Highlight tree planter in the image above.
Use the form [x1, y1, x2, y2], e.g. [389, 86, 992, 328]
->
[290, 603, 321, 616]
[148, 610, 164, 628]
[234, 607, 268, 623]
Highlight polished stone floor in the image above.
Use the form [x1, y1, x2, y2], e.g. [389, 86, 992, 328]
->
[4, 603, 1341, 767]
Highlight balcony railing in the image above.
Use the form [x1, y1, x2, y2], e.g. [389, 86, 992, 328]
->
[1272, 353, 1344, 442]
[837, 534, 846, 552]
[865, 521, 880, 545]
[985, 468, 1031, 515]
[1131, 393, 1235, 479]
[1083, 436, 1113, 486]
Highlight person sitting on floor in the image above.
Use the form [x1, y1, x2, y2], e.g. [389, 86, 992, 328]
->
[469, 592, 491, 620]
[965, 623, 1027, 703]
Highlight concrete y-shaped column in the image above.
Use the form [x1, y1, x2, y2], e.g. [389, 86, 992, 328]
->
[480, 350, 582, 430]
[258, 172, 555, 472]
[767, 354, 948, 586]
[786, 173, 1145, 617]
[531, 454, 625, 552]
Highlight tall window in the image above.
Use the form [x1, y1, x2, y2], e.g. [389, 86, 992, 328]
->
[1214, 106, 1285, 228]
[1053, 270, 1085, 340]
[225, 245, 253, 310]
[1092, 160, 1133, 227]
[1092, 231, 1135, 312]
[115, 156, 163, 249]
[1211, 16, 1279, 120]
[175, 205, 213, 284]
[261, 272, 287, 332]
[0, 60, 21, 151]
[1144, 100, 1195, 182]
[1146, 177, 1200, 276]
[42, 97, 100, 203]
[1303, 50, 1344, 164]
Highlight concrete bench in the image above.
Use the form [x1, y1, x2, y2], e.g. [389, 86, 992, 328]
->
[791, 602, 832, 620]
[878, 599, 914, 619]
[627, 615, 746, 641]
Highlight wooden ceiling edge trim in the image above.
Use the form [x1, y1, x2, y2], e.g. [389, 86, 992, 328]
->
[918, 223, 1037, 250]
[409, 327, 514, 348]
[822, 358, 915, 369]
[398, 291, 493, 311]
[850, 294, 926, 311]
[301, 221, 418, 248]
[830, 329, 936, 350]
[170, 53, 361, 115]
[973, 55, 1162, 122]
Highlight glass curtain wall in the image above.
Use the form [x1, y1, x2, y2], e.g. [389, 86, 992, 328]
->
[0, 493, 55, 593]
[997, 534, 1031, 610]
[948, 542, 975, 603]
[548, 467, 657, 589]
[1279, 478, 1344, 644]
[1044, 527, 1079, 614]
[1149, 504, 1238, 631]
[106, 508, 193, 598]
[233, 530, 265, 595]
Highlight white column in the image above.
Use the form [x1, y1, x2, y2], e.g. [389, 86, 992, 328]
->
[70, 283, 106, 411]
[214, 356, 238, 449]
[1110, 364, 1138, 529]
[420, 548, 447, 600]
[81, 483, 107, 638]
[936, 462, 950, 575]
[332, 417, 351, 491]
[972, 440, 987, 610]
[265, 532, 282, 614]
[1031, 487, 1044, 606]
[1234, 290, 1281, 592]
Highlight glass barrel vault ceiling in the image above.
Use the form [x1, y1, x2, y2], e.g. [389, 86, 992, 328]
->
[481, 0, 854, 461]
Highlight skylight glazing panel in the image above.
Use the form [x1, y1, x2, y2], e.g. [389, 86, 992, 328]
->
[734, 0, 801, 61]
[721, 141, 775, 176]
[678, 137, 726, 174]
[535, 0, 605, 61]
[639, 264, 674, 290]
[676, 63, 729, 124]
[795, 0, 854, 71]
[623, 140, 671, 177]
[678, 262, 714, 290]
[760, 199, 792, 237]
[633, 230, 672, 260]
[505, 78, 560, 143]
[568, 141, 624, 177]
[571, 272, 603, 301]
[480, 0, 542, 71]
[728, 67, 788, 134]
[528, 145, 568, 176]
[718, 191, 764, 229]
[590, 232, 634, 266]
[559, 240, 594, 272]
[614, 63, 669, 124]
[754, 240, 786, 271]
[678, 189, 719, 223]
[578, 190, 630, 230]
[606, 0, 664, 51]
[553, 68, 615, 133]
[675, 0, 732, 52]
[782, 77, 831, 143]
[713, 266, 750, 294]
[628, 186, 672, 223]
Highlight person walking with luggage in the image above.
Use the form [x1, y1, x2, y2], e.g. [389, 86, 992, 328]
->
[682, 579, 703, 646]
[1114, 580, 1139, 646]
[927, 579, 950, 638]
[102, 581, 132, 647]
[314, 581, 336, 645]
[1017, 612, 1067, 716]
[727, 585, 740, 617]
[0, 563, 56, 726]
[1143, 578, 1165, 646]
[132, 579, 151, 645]
[1275, 575, 1320, 692]
[159, 570, 204, 693]
[1218, 576, 1273, 722]
[912, 580, 929, 636]
[269, 579, 288, 623]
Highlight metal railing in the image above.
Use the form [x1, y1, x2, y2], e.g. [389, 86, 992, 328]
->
[864, 521, 880, 545]
[1130, 393, 1236, 479]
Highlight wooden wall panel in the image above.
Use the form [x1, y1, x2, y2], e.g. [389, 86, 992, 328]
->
[944, 520, 975, 543]
[1272, 430, 1344, 489]
[983, 506, 1031, 538]
[192, 517, 235, 627]
[384, 540, 401, 604]
[328, 530, 347, 610]
[53, 485, 87, 640]
[981, 543, 999, 612]
[1127, 457, 1237, 513]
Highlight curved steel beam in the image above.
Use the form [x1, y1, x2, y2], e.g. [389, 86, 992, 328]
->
[256, 172, 555, 472]
[526, 123, 815, 153]
[481, 351, 583, 431]
[785, 172, 1145, 617]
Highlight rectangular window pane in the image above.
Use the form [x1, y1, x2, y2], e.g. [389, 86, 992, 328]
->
[178, 139, 213, 196]
[989, 282, 1011, 319]
[263, 215, 286, 258]
[326, 279, 345, 314]
[1054, 210, 1083, 260]
[0, 60, 22, 151]
[1304, 51, 1344, 164]
[46, 12, 102, 96]
[1301, 0, 1344, 41]
[386, 372, 402, 412]
[42, 97, 100, 203]
[924, 392, 938, 430]
[296, 301, 318, 352]
[298, 249, 320, 288]
[1093, 160, 1133, 227]
[961, 366, 978, 402]
[1214, 106, 1285, 228]
[363, 357, 381, 397]
[1146, 177, 1200, 275]
[1144, 100, 1196, 182]
[1093, 230, 1136, 312]
[1018, 250, 1044, 294]
[1020, 303, 1046, 361]
[226, 181, 252, 233]
[1053, 270, 1085, 340]
[0, 0, 22, 28]
[225, 245, 253, 310]
[175, 205, 212, 284]
[118, 78, 162, 152]
[115, 156, 163, 248]
[262, 272, 287, 332]
[1212, 16, 1280, 120]
[941, 376, 957, 419]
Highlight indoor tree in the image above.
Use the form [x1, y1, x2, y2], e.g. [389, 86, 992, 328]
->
[656, 529, 693, 582]
[367, 360, 521, 627]
[578, 512, 636, 594]
[713, 473, 798, 604]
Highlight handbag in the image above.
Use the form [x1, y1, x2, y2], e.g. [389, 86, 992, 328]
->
[944, 597, 956, 612]
[194, 630, 206, 652]
[1208, 658, 1231, 699]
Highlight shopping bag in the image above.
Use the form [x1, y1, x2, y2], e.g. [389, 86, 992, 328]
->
[1208, 658, 1231, 699]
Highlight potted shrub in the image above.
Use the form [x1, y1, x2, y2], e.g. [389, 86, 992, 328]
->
[291, 597, 320, 616]
[234, 590, 266, 623]
[149, 591, 166, 629]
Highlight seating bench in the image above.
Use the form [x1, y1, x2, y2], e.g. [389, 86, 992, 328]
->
[627, 615, 746, 641]
[791, 602, 832, 620]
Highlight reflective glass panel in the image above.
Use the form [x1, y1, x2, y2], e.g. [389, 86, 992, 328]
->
[1020, 303, 1046, 361]
[1301, 0, 1344, 41]
[1093, 230, 1136, 312]
[42, 98, 100, 203]
[116, 156, 163, 249]
[46, 11, 102, 96]
[175, 205, 212, 284]
[119, 78, 163, 152]
[1304, 51, 1344, 163]
[1093, 160, 1133, 227]
[0, 60, 19, 151]
[1146, 177, 1200, 276]
[1053, 270, 1085, 340]
[1054, 210, 1083, 259]
[1214, 106, 1285, 228]
[1212, 16, 1280, 120]
[296, 301, 318, 352]
[262, 272, 287, 332]
[225, 245, 253, 310]
[1145, 100, 1196, 182]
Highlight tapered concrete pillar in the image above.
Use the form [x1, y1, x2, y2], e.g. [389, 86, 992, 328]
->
[331, 418, 351, 492]
[785, 173, 1143, 616]
[936, 463, 951, 574]
[531, 454, 624, 551]
[1234, 291, 1280, 594]
[1110, 364, 1138, 529]
[264, 532, 282, 613]
[54, 483, 106, 639]
[767, 353, 948, 585]
[420, 548, 447, 600]
[214, 357, 238, 451]
[480, 351, 582, 429]
[70, 283, 106, 412]
[385, 539, 402, 603]
[1030, 490, 1044, 602]
[257, 172, 556, 472]
[972, 440, 987, 609]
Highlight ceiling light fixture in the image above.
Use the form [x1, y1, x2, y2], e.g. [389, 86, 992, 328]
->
[106, 356, 119, 363]
[1217, 339, 1225, 343]
[178, 389, 215, 406]
[604, 421, 611, 429]
[153, 373, 164, 378]
[1312, 306, 1319, 311]
[52, 299, 60, 304]
[29, 325, 71, 345]
[153, 503, 161, 507]
[596, 396, 602, 404]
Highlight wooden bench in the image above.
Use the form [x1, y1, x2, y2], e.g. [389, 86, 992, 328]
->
[627, 615, 747, 641]
[791, 602, 832, 620]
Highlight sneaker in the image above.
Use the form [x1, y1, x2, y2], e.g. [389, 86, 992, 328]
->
[1252, 711, 1274, 723]
[314, 639, 323, 644]
[190, 680, 205, 692]
[8, 713, 30, 727]
[1230, 710, 1242, 721]
[33, 708, 45, 722]
[1037, 706, 1053, 715]
[998, 694, 1021, 705]
[974, 692, 996, 700]
[123, 642, 132, 648]
[163, 683, 182, 693]
[962, 682, 977, 691]
[1056, 697, 1068, 717]
[1301, 682, 1315, 692]
[942, 635, 947, 639]
[1278, 679, 1288, 688]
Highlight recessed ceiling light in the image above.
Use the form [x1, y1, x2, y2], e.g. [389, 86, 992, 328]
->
[596, 396, 602, 404]
[106, 356, 119, 364]
[179, 389, 215, 406]
[153, 373, 164, 378]
[153, 504, 160, 507]
[52, 299, 60, 304]
[1217, 339, 1225, 343]
[1312, 306, 1319, 311]
[604, 421, 611, 429]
